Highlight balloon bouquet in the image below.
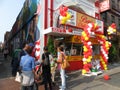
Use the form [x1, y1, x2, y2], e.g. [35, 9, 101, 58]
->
[59, 6, 72, 24]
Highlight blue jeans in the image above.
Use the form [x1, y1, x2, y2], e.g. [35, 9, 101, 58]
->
[60, 68, 66, 90]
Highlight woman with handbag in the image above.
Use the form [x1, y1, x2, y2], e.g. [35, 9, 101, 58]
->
[20, 43, 36, 90]
[56, 46, 66, 90]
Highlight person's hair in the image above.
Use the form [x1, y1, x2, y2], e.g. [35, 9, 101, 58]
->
[58, 46, 64, 51]
[43, 46, 48, 51]
[26, 46, 33, 54]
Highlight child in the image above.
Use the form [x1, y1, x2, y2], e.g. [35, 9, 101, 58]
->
[50, 55, 57, 86]
[34, 62, 42, 90]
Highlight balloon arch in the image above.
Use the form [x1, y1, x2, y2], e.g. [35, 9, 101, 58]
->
[81, 23, 112, 74]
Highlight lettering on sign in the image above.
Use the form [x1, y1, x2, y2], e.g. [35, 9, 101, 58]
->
[52, 28, 66, 33]
[76, 13, 95, 29]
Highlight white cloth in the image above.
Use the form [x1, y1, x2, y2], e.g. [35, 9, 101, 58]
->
[21, 71, 34, 86]
[15, 72, 22, 83]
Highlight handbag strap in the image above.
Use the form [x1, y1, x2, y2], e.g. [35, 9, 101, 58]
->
[61, 52, 65, 62]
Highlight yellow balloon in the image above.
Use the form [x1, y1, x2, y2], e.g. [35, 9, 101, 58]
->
[84, 46, 88, 52]
[82, 69, 87, 74]
[85, 37, 88, 41]
[82, 32, 86, 36]
[88, 56, 92, 59]
[62, 17, 67, 22]
[66, 13, 72, 20]
[108, 32, 110, 35]
[60, 20, 66, 24]
[104, 64, 107, 67]
[82, 31, 84, 35]
[104, 67, 108, 70]
[83, 62, 87, 64]
[102, 61, 105, 64]
[113, 29, 116, 32]
[87, 59, 91, 63]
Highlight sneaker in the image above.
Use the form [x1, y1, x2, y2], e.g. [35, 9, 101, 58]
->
[65, 74, 68, 78]
[59, 86, 62, 89]
[59, 86, 66, 89]
[59, 88, 66, 90]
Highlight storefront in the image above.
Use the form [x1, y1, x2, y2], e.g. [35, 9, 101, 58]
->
[43, 25, 102, 71]
[9, 0, 103, 71]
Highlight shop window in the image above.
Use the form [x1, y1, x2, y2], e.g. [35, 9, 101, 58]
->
[65, 43, 83, 56]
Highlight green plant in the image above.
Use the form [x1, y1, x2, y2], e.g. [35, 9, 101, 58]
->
[47, 36, 56, 55]
[108, 43, 118, 63]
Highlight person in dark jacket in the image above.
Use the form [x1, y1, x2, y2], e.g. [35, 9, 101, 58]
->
[42, 46, 52, 90]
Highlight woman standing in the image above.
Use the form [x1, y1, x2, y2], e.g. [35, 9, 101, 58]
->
[20, 44, 36, 90]
[56, 46, 66, 90]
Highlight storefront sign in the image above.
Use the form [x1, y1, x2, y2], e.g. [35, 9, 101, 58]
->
[52, 27, 66, 33]
[99, 0, 110, 12]
[71, 35, 82, 43]
[76, 12, 103, 34]
[76, 12, 95, 29]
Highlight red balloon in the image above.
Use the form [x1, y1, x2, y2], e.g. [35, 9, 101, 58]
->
[63, 6, 68, 11]
[60, 10, 64, 16]
[85, 67, 90, 72]
[88, 63, 92, 68]
[62, 12, 67, 16]
[103, 74, 110, 80]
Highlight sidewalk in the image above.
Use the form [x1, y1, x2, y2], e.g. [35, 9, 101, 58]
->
[0, 65, 120, 90]
[95, 62, 120, 80]
[0, 77, 20, 90]
[0, 51, 120, 90]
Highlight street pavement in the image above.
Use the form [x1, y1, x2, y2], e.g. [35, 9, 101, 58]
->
[0, 52, 120, 90]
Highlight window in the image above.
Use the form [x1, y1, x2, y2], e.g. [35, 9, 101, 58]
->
[65, 43, 83, 56]
[111, 0, 115, 8]
[118, 19, 120, 29]
[102, 13, 107, 23]
[111, 15, 115, 23]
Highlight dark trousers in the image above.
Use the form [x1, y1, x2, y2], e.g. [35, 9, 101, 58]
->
[43, 73, 52, 90]
[21, 85, 33, 90]
[4, 54, 7, 59]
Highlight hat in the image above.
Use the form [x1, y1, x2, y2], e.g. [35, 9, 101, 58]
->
[28, 43, 34, 47]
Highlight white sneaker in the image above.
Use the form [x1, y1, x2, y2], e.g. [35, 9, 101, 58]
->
[65, 74, 68, 78]
[59, 86, 66, 90]
[59, 86, 62, 89]
[59, 88, 65, 90]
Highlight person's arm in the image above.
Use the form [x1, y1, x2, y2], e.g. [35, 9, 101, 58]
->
[32, 58, 35, 73]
